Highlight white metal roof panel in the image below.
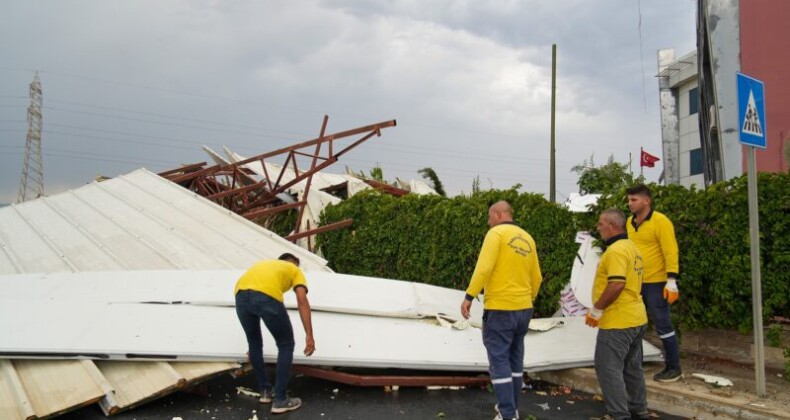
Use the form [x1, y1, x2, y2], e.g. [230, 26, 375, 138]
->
[0, 168, 330, 418]
[0, 169, 330, 275]
[0, 270, 662, 369]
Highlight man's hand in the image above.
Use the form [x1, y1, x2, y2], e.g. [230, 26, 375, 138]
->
[460, 300, 472, 320]
[585, 307, 603, 328]
[304, 335, 315, 356]
[663, 279, 679, 304]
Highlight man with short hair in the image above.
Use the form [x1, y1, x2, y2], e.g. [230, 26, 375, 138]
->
[461, 201, 542, 420]
[234, 253, 315, 414]
[626, 184, 682, 382]
[586, 208, 649, 420]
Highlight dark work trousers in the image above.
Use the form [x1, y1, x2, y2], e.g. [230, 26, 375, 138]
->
[235, 290, 295, 403]
[595, 324, 648, 420]
[642, 282, 681, 370]
[482, 308, 533, 420]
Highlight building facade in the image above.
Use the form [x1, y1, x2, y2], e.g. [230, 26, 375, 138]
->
[657, 50, 703, 188]
[658, 0, 788, 188]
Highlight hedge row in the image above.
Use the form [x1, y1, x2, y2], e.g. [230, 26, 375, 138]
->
[315, 172, 789, 331]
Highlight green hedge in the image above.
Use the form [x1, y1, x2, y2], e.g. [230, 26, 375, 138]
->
[593, 172, 789, 332]
[315, 173, 789, 330]
[316, 189, 582, 317]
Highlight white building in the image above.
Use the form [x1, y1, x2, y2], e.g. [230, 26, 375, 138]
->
[657, 49, 704, 189]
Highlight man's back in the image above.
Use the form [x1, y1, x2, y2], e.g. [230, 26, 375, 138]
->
[234, 259, 306, 302]
[466, 222, 542, 310]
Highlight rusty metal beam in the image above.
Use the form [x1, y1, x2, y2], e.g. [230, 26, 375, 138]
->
[283, 219, 353, 241]
[241, 201, 306, 220]
[293, 115, 330, 236]
[158, 162, 207, 178]
[291, 365, 490, 387]
[364, 179, 409, 196]
[158, 117, 395, 239]
[233, 119, 396, 167]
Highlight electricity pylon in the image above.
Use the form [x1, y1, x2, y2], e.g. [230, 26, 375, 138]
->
[17, 72, 44, 203]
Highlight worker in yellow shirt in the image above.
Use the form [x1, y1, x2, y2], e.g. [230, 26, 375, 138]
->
[234, 253, 315, 414]
[626, 184, 682, 382]
[460, 201, 542, 420]
[586, 208, 649, 420]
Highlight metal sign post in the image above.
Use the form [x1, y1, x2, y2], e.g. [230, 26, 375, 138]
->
[737, 73, 767, 397]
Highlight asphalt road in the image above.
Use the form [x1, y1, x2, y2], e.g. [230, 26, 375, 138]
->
[61, 369, 685, 420]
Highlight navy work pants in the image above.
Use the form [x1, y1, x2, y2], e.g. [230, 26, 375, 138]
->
[235, 290, 295, 403]
[482, 308, 533, 419]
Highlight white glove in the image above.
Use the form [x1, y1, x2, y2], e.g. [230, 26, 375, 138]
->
[664, 279, 679, 304]
[585, 307, 603, 327]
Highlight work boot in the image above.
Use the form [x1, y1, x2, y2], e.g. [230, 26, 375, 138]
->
[653, 367, 683, 382]
[631, 411, 657, 419]
[258, 389, 272, 404]
[271, 397, 301, 414]
[494, 403, 519, 419]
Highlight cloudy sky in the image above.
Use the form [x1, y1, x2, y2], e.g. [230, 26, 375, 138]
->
[1, 0, 697, 204]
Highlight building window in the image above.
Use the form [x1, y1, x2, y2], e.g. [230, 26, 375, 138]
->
[690, 148, 703, 175]
[689, 87, 699, 115]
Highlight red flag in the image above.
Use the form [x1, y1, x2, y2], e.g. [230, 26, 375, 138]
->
[640, 149, 660, 168]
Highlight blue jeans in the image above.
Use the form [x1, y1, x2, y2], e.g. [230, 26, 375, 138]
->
[482, 308, 533, 419]
[235, 290, 295, 402]
[642, 282, 680, 370]
[595, 325, 648, 420]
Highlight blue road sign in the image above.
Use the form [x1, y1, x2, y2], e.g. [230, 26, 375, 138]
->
[737, 73, 767, 148]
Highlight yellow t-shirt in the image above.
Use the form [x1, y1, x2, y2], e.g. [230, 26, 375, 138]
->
[233, 260, 307, 303]
[592, 236, 647, 329]
[626, 210, 679, 283]
[465, 222, 542, 310]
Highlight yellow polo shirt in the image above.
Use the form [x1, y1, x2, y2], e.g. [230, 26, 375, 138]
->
[234, 260, 307, 302]
[592, 235, 647, 329]
[626, 210, 680, 283]
[465, 222, 542, 310]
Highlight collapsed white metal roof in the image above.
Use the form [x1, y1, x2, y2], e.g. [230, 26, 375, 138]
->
[0, 168, 330, 275]
[0, 270, 662, 369]
[0, 168, 662, 419]
[0, 168, 329, 419]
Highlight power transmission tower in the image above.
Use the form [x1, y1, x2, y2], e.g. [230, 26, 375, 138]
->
[17, 72, 44, 203]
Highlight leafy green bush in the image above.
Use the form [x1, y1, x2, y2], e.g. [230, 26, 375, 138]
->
[317, 188, 582, 317]
[316, 172, 789, 329]
[590, 173, 789, 331]
[784, 347, 790, 382]
[767, 324, 783, 348]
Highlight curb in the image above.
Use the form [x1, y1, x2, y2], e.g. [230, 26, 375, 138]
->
[533, 368, 788, 419]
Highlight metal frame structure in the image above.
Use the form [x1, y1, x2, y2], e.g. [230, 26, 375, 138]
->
[292, 365, 491, 387]
[159, 116, 396, 240]
[17, 72, 44, 203]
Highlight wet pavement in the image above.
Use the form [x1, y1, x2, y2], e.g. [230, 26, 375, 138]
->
[61, 368, 686, 420]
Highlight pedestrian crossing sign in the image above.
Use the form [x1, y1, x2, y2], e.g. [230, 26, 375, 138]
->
[737, 73, 767, 148]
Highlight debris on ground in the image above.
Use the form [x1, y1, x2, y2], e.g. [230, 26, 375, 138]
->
[235, 386, 261, 398]
[692, 373, 734, 387]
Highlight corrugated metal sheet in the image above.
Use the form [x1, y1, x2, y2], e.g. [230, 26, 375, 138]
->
[0, 169, 329, 418]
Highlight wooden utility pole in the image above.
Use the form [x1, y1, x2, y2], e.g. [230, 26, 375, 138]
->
[550, 44, 557, 203]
